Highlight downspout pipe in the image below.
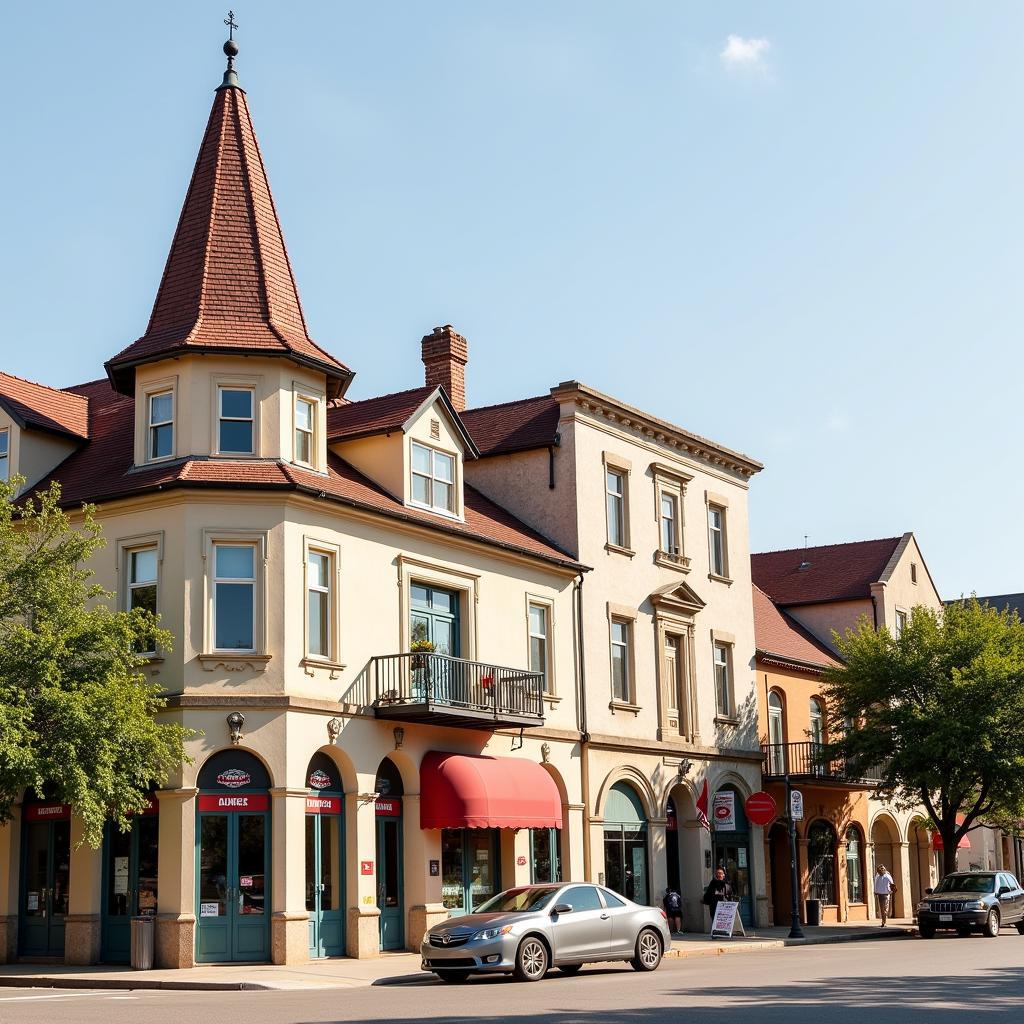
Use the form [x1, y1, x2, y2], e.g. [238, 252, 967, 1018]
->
[574, 572, 592, 881]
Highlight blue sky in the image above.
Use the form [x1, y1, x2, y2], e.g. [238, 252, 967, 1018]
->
[2, 2, 1022, 598]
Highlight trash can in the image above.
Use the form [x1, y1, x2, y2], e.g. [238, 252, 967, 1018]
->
[805, 899, 822, 927]
[130, 916, 155, 970]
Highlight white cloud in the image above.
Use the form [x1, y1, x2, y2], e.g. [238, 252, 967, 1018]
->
[720, 34, 771, 70]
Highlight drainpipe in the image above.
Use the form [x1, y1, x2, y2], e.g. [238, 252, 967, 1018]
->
[574, 572, 592, 881]
[871, 595, 879, 630]
[548, 432, 561, 490]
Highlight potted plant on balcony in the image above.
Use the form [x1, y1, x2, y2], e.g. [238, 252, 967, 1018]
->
[410, 638, 436, 670]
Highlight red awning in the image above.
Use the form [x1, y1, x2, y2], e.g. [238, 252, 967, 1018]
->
[420, 751, 563, 830]
[932, 832, 972, 850]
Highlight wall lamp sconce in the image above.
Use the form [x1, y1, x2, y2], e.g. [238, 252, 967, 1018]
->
[393, 727, 405, 750]
[226, 711, 245, 746]
[359, 792, 381, 805]
[327, 717, 342, 742]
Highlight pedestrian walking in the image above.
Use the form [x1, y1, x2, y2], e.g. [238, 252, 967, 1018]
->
[663, 886, 683, 935]
[702, 868, 733, 931]
[874, 864, 896, 926]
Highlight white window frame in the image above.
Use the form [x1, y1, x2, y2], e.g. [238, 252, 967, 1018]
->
[660, 490, 680, 556]
[707, 503, 728, 579]
[294, 392, 318, 469]
[0, 427, 9, 482]
[713, 640, 734, 719]
[304, 540, 342, 664]
[527, 598, 554, 694]
[606, 468, 627, 548]
[202, 529, 268, 659]
[147, 388, 175, 463]
[409, 440, 458, 515]
[216, 384, 256, 456]
[895, 608, 908, 638]
[610, 618, 632, 704]
[117, 532, 164, 658]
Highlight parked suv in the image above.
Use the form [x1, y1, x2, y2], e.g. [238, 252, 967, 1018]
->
[917, 871, 1024, 938]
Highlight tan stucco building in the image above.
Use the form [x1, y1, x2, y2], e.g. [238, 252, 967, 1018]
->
[0, 38, 766, 968]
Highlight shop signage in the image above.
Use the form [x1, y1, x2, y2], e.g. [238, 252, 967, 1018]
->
[308, 769, 332, 790]
[24, 803, 71, 822]
[710, 900, 745, 938]
[744, 792, 778, 827]
[216, 769, 252, 789]
[198, 793, 269, 812]
[712, 791, 735, 831]
[200, 902, 220, 917]
[240, 876, 253, 888]
[790, 790, 805, 821]
[375, 797, 401, 817]
[517, 855, 527, 867]
[361, 860, 374, 875]
[429, 860, 440, 876]
[305, 795, 341, 815]
[114, 857, 130, 895]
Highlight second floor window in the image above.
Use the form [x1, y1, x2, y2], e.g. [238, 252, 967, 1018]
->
[0, 428, 8, 481]
[213, 543, 256, 651]
[714, 641, 731, 717]
[610, 619, 631, 702]
[411, 442, 455, 513]
[307, 550, 332, 659]
[809, 697, 825, 745]
[295, 395, 316, 466]
[218, 387, 254, 454]
[660, 491, 679, 554]
[148, 391, 173, 460]
[529, 603, 550, 690]
[128, 546, 158, 654]
[708, 504, 726, 576]
[895, 609, 908, 638]
[606, 469, 626, 547]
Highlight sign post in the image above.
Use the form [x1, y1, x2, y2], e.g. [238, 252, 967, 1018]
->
[785, 766, 805, 939]
[710, 900, 746, 939]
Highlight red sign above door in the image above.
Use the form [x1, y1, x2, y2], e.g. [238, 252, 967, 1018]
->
[198, 794, 270, 813]
[24, 803, 71, 822]
[375, 798, 401, 817]
[744, 791, 778, 827]
[305, 796, 341, 815]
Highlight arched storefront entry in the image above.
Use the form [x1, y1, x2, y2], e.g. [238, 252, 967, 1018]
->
[768, 821, 791, 926]
[195, 750, 271, 963]
[603, 783, 649, 905]
[375, 758, 404, 951]
[305, 752, 345, 958]
[665, 798, 680, 894]
[19, 793, 71, 957]
[101, 792, 159, 963]
[712, 785, 753, 926]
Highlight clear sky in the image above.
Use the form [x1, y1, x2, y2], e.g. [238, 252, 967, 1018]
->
[2, 2, 1021, 598]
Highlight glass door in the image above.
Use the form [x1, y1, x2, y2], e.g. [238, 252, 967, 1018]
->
[377, 815, 404, 950]
[410, 585, 461, 703]
[441, 829, 466, 916]
[713, 841, 753, 925]
[101, 814, 159, 963]
[468, 830, 498, 912]
[19, 819, 70, 957]
[306, 812, 344, 957]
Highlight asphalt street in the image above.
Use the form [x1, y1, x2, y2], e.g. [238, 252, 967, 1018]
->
[1, 932, 1022, 1024]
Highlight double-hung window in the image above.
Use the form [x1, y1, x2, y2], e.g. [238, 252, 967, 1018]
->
[660, 491, 679, 555]
[213, 543, 257, 651]
[528, 602, 550, 691]
[610, 619, 631, 702]
[895, 609, 908, 638]
[128, 547, 159, 654]
[606, 469, 626, 547]
[218, 387, 254, 454]
[307, 549, 332, 659]
[714, 641, 732, 717]
[0, 428, 8, 481]
[148, 391, 174, 461]
[708, 505, 727, 576]
[295, 395, 316, 466]
[411, 442, 455, 513]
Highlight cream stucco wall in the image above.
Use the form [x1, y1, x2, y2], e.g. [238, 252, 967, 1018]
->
[0, 411, 80, 493]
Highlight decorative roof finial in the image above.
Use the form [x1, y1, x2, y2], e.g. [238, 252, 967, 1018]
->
[220, 10, 240, 89]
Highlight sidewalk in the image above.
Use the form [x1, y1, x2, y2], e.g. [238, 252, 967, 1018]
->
[0, 919, 915, 992]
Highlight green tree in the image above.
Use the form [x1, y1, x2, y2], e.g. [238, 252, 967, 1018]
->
[822, 599, 1024, 875]
[0, 477, 191, 847]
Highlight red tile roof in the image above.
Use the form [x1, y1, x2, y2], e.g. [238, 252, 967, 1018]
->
[752, 585, 839, 672]
[26, 381, 580, 571]
[0, 373, 90, 441]
[327, 387, 433, 442]
[105, 85, 351, 397]
[461, 395, 560, 456]
[751, 537, 902, 606]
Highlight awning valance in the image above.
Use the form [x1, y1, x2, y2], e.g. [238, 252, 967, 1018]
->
[420, 751, 563, 830]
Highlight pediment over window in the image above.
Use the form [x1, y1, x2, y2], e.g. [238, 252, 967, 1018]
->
[650, 579, 706, 617]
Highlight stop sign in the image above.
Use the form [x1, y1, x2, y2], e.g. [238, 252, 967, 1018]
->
[744, 791, 778, 827]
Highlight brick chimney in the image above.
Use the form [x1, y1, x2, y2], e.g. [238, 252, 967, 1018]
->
[421, 325, 468, 411]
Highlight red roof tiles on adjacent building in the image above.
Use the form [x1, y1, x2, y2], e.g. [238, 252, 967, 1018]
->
[752, 584, 840, 672]
[105, 84, 351, 397]
[751, 537, 902, 606]
[0, 372, 90, 441]
[327, 387, 434, 442]
[460, 395, 560, 456]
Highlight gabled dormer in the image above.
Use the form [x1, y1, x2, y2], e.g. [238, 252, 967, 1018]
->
[328, 385, 479, 521]
[103, 42, 351, 473]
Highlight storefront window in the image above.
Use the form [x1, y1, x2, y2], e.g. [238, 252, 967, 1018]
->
[531, 828, 561, 883]
[808, 821, 838, 904]
[441, 829, 500, 916]
[846, 826, 865, 904]
[603, 783, 648, 905]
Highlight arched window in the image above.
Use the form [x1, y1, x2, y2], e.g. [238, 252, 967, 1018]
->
[807, 821, 837, 905]
[603, 783, 648, 905]
[768, 692, 785, 774]
[809, 698, 824, 746]
[845, 825, 865, 904]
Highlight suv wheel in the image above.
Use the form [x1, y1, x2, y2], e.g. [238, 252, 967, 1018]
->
[630, 928, 663, 972]
[513, 936, 549, 982]
[984, 909, 1000, 938]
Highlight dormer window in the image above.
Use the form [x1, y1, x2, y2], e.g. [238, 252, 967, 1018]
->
[0, 427, 9, 481]
[411, 441, 455, 514]
[294, 394, 316, 466]
[218, 387, 254, 454]
[148, 391, 174, 461]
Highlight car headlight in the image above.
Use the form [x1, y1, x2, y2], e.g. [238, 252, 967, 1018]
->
[964, 901, 985, 911]
[473, 925, 513, 941]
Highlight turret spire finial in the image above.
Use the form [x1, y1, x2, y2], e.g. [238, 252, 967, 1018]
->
[220, 10, 240, 89]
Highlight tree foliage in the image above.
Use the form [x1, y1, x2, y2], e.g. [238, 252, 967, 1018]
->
[822, 600, 1024, 875]
[0, 477, 191, 847]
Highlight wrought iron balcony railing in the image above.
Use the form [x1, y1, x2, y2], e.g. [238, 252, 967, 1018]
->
[371, 652, 545, 730]
[761, 741, 882, 785]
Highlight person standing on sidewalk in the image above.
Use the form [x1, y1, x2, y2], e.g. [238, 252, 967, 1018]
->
[874, 864, 896, 926]
[663, 886, 683, 935]
[702, 868, 733, 931]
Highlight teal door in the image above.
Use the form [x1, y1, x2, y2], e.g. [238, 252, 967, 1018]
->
[712, 788, 753, 926]
[441, 829, 500, 917]
[410, 585, 461, 703]
[196, 810, 270, 962]
[19, 815, 71, 958]
[377, 812, 403, 950]
[101, 812, 159, 963]
[306, 810, 345, 957]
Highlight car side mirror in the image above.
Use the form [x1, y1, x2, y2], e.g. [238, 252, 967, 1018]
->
[925, 888, 933, 895]
[552, 903, 573, 915]
[998, 886, 1011, 896]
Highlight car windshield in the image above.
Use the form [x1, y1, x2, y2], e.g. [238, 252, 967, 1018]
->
[476, 886, 561, 914]
[933, 874, 996, 894]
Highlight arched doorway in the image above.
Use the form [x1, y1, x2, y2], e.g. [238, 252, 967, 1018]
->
[305, 752, 345, 958]
[603, 782, 649, 905]
[195, 749, 271, 963]
[19, 792, 71, 958]
[845, 824, 866, 911]
[665, 797, 680, 894]
[807, 820, 838, 908]
[712, 785, 753, 926]
[768, 821, 791, 926]
[870, 814, 903, 919]
[908, 819, 932, 911]
[375, 757, 404, 950]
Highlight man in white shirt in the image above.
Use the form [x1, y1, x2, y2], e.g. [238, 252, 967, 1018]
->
[874, 865, 896, 926]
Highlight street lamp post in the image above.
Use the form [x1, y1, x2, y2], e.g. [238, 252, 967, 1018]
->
[785, 762, 804, 939]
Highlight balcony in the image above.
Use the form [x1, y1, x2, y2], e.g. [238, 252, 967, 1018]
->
[761, 741, 882, 786]
[371, 652, 545, 731]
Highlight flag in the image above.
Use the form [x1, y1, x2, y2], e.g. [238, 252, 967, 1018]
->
[696, 778, 710, 832]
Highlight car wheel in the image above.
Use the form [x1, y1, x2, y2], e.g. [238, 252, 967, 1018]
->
[436, 970, 470, 984]
[984, 909, 1000, 938]
[919, 925, 935, 939]
[558, 964, 583, 975]
[513, 936, 549, 982]
[630, 928, 663, 972]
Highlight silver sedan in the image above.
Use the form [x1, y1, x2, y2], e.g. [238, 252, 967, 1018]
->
[421, 883, 671, 983]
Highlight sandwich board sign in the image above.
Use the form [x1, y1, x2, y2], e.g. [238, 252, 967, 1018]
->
[710, 900, 746, 939]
